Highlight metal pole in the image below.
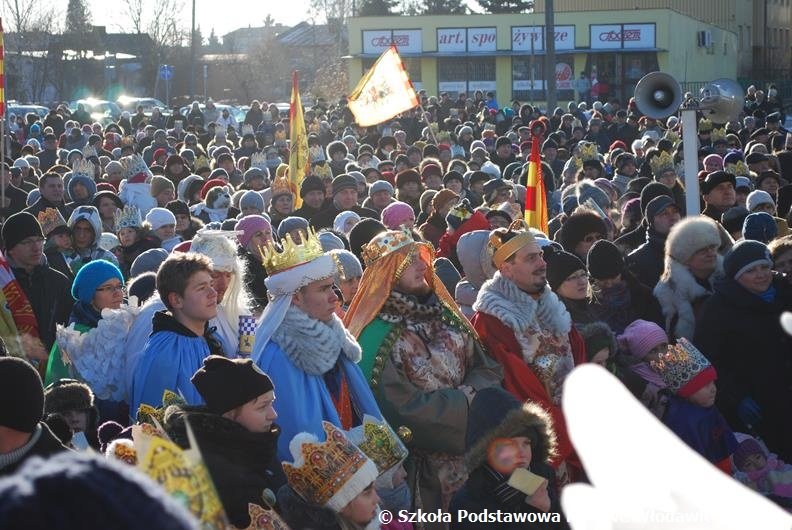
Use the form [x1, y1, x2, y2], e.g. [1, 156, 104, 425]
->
[529, 34, 535, 106]
[681, 108, 700, 216]
[545, 0, 557, 111]
[190, 0, 196, 100]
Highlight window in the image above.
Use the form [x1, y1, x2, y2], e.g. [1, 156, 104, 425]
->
[437, 57, 496, 96]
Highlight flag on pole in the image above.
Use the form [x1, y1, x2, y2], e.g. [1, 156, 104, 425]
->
[288, 71, 308, 208]
[0, 18, 5, 119]
[347, 46, 418, 127]
[524, 137, 549, 234]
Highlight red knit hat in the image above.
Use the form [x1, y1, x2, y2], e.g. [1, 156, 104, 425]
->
[200, 178, 227, 199]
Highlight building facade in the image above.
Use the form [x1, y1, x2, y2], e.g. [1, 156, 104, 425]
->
[347, 9, 738, 106]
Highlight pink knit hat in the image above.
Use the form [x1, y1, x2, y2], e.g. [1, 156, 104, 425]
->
[381, 201, 415, 230]
[617, 319, 668, 359]
[236, 215, 272, 248]
[703, 154, 723, 171]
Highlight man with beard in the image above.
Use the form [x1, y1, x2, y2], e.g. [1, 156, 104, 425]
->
[470, 226, 586, 486]
[344, 229, 502, 529]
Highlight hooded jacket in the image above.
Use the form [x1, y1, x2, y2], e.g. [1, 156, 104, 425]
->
[65, 206, 119, 272]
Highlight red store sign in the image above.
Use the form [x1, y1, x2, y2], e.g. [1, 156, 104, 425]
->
[590, 24, 655, 49]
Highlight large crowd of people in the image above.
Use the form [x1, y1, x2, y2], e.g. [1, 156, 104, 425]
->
[0, 84, 791, 529]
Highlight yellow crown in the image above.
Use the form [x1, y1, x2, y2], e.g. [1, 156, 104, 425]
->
[194, 155, 210, 170]
[698, 118, 713, 132]
[37, 207, 67, 237]
[136, 389, 185, 424]
[711, 127, 726, 142]
[347, 415, 408, 474]
[578, 141, 599, 162]
[312, 162, 332, 181]
[260, 226, 324, 275]
[270, 174, 294, 199]
[664, 130, 680, 146]
[361, 229, 415, 267]
[649, 151, 675, 177]
[488, 228, 536, 269]
[725, 160, 750, 177]
[282, 422, 371, 507]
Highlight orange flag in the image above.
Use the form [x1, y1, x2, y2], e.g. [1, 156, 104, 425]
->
[348, 46, 418, 127]
[524, 137, 549, 235]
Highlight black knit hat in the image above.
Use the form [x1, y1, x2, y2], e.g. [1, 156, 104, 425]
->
[191, 356, 274, 415]
[300, 175, 325, 197]
[443, 170, 464, 186]
[645, 195, 677, 226]
[0, 357, 44, 432]
[587, 239, 625, 281]
[639, 182, 672, 215]
[544, 245, 586, 291]
[332, 174, 358, 196]
[2, 211, 44, 251]
[165, 199, 190, 217]
[349, 218, 386, 265]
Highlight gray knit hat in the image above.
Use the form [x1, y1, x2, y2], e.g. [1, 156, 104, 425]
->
[329, 249, 363, 280]
[369, 180, 394, 198]
[239, 190, 265, 213]
[277, 216, 309, 240]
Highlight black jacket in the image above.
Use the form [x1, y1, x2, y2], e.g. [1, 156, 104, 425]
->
[12, 261, 73, 351]
[0, 423, 69, 477]
[626, 227, 667, 289]
[164, 406, 285, 528]
[241, 249, 268, 313]
[694, 275, 792, 461]
[309, 204, 378, 230]
[0, 183, 29, 220]
[614, 223, 646, 255]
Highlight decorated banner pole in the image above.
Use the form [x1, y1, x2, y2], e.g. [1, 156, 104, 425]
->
[288, 70, 308, 209]
[524, 120, 549, 235]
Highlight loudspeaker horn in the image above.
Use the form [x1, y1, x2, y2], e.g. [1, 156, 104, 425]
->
[699, 78, 743, 124]
[634, 72, 683, 120]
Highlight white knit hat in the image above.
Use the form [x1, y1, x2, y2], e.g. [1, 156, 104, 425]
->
[145, 207, 177, 231]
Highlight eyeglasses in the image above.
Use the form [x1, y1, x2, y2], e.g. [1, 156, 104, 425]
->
[95, 284, 125, 294]
[17, 237, 45, 247]
[583, 233, 605, 244]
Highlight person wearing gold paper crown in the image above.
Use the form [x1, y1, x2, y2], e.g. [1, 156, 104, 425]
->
[470, 225, 585, 487]
[252, 227, 383, 462]
[278, 422, 383, 530]
[649, 150, 687, 215]
[651, 338, 738, 474]
[343, 229, 502, 527]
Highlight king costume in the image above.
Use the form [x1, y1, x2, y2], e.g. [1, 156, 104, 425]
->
[344, 229, 503, 527]
[251, 228, 382, 461]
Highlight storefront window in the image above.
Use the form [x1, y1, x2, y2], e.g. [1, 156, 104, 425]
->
[512, 56, 575, 102]
[438, 57, 495, 97]
[585, 52, 658, 103]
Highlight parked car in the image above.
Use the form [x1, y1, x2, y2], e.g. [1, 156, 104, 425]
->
[69, 98, 122, 124]
[116, 96, 169, 117]
[7, 102, 50, 119]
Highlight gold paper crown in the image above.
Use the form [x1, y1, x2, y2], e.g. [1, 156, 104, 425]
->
[71, 158, 95, 180]
[578, 141, 599, 162]
[194, 155, 210, 170]
[488, 228, 537, 269]
[270, 175, 294, 199]
[725, 160, 750, 177]
[37, 207, 67, 237]
[243, 504, 291, 530]
[260, 226, 324, 275]
[711, 127, 726, 142]
[312, 162, 332, 180]
[649, 338, 713, 394]
[664, 130, 680, 146]
[136, 389, 185, 424]
[567, 156, 582, 172]
[436, 131, 451, 144]
[114, 205, 143, 232]
[250, 152, 267, 170]
[649, 151, 675, 177]
[361, 229, 415, 267]
[698, 118, 713, 132]
[347, 415, 408, 474]
[282, 422, 370, 507]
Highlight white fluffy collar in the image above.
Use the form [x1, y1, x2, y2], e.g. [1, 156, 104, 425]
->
[473, 272, 572, 335]
[272, 306, 362, 375]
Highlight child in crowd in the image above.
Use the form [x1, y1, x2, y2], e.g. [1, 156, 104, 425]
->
[164, 355, 285, 528]
[43, 379, 100, 450]
[38, 207, 74, 279]
[652, 338, 738, 473]
[114, 205, 159, 278]
[732, 435, 792, 510]
[578, 321, 616, 366]
[615, 319, 670, 417]
[131, 253, 224, 413]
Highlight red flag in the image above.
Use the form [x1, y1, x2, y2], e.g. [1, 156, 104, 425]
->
[524, 137, 549, 234]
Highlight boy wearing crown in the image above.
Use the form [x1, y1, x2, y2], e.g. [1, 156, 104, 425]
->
[38, 207, 74, 279]
[131, 253, 225, 414]
[252, 228, 383, 461]
[652, 338, 737, 473]
[344, 229, 502, 527]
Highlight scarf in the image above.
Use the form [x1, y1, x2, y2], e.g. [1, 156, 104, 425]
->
[592, 281, 633, 334]
[69, 301, 102, 328]
[1, 254, 41, 343]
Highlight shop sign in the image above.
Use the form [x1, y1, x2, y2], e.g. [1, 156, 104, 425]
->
[512, 26, 575, 51]
[590, 23, 655, 49]
[438, 28, 466, 52]
[363, 29, 422, 54]
[468, 27, 497, 52]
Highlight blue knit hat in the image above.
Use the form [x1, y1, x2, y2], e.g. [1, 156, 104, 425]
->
[742, 212, 778, 244]
[71, 260, 124, 303]
[723, 239, 773, 280]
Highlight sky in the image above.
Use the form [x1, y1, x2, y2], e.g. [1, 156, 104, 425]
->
[89, 1, 313, 39]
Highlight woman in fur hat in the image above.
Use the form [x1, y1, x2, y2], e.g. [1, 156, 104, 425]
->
[653, 216, 729, 340]
[450, 387, 561, 529]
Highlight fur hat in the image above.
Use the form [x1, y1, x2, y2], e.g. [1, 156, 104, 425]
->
[578, 321, 617, 361]
[665, 216, 721, 264]
[464, 387, 556, 471]
[150, 175, 174, 198]
[44, 380, 94, 415]
[557, 209, 608, 254]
